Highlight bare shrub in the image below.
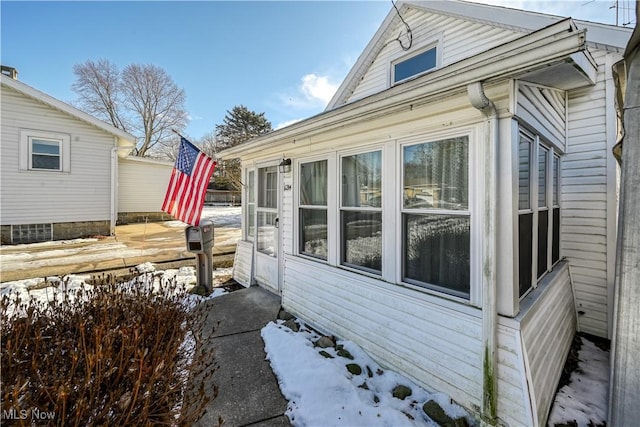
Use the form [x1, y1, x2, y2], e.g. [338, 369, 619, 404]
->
[1, 274, 216, 426]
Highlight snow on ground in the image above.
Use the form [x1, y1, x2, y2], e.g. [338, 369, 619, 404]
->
[0, 263, 232, 316]
[165, 206, 241, 229]
[547, 337, 610, 426]
[0, 242, 174, 271]
[262, 320, 611, 427]
[262, 320, 474, 426]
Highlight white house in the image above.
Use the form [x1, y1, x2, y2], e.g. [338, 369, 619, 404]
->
[0, 71, 173, 244]
[219, 1, 631, 425]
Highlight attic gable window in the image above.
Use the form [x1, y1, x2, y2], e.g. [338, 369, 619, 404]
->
[393, 46, 437, 84]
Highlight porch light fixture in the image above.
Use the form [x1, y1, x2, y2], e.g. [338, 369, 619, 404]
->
[279, 157, 292, 173]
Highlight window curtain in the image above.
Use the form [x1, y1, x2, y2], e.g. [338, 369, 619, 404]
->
[404, 137, 468, 210]
[300, 160, 328, 206]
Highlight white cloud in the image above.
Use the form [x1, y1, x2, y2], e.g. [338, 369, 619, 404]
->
[300, 73, 338, 105]
[279, 73, 339, 111]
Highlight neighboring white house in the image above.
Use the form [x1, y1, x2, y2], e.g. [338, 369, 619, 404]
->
[219, 2, 631, 426]
[117, 155, 174, 224]
[0, 71, 173, 244]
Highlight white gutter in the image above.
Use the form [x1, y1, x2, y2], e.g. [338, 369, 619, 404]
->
[468, 81, 499, 424]
[220, 19, 587, 160]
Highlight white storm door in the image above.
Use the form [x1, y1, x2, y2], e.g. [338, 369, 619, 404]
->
[254, 165, 280, 292]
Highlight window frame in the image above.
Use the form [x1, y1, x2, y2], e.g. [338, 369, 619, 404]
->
[339, 149, 384, 275]
[298, 157, 330, 261]
[390, 36, 441, 86]
[399, 134, 472, 300]
[19, 129, 71, 173]
[245, 169, 256, 241]
[517, 127, 562, 299]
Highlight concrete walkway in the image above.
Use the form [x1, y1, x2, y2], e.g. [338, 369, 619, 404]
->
[192, 286, 290, 427]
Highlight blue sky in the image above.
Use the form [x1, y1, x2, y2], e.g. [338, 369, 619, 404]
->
[1, 1, 632, 141]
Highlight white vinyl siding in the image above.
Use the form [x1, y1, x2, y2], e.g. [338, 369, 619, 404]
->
[118, 157, 172, 213]
[1, 84, 114, 224]
[563, 49, 617, 338]
[516, 82, 567, 151]
[519, 263, 576, 426]
[347, 7, 522, 103]
[232, 240, 254, 287]
[282, 256, 484, 412]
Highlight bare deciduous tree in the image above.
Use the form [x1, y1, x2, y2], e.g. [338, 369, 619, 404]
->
[72, 59, 129, 131]
[72, 59, 188, 157]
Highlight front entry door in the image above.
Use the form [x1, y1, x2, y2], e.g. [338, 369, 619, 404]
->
[254, 165, 280, 292]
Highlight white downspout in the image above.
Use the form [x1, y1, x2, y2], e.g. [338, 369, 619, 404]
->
[110, 140, 133, 236]
[110, 141, 119, 236]
[468, 81, 499, 425]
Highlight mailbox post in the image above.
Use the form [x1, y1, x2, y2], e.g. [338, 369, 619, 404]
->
[185, 219, 214, 292]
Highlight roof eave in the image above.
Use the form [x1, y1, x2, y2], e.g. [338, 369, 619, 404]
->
[220, 18, 589, 161]
[0, 74, 137, 145]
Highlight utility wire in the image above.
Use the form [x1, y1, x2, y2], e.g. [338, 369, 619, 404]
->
[392, 0, 413, 51]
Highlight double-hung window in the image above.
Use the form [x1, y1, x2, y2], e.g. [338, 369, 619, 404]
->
[299, 160, 328, 260]
[30, 138, 61, 170]
[340, 150, 382, 273]
[20, 130, 70, 173]
[518, 130, 562, 297]
[401, 136, 470, 298]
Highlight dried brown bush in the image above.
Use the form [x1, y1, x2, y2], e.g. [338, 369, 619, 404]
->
[1, 274, 216, 426]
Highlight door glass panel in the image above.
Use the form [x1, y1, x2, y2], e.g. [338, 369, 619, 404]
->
[258, 166, 277, 208]
[257, 211, 277, 257]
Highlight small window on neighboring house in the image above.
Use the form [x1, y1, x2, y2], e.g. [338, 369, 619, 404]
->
[393, 46, 437, 83]
[31, 138, 61, 170]
[20, 129, 70, 172]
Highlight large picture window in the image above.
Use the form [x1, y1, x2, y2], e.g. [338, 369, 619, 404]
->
[299, 160, 328, 260]
[401, 136, 470, 298]
[340, 151, 382, 273]
[518, 130, 561, 298]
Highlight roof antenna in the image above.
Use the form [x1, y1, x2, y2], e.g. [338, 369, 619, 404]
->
[392, 0, 413, 51]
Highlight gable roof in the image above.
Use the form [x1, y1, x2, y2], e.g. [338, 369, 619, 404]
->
[327, 0, 633, 110]
[0, 73, 136, 151]
[219, 18, 592, 160]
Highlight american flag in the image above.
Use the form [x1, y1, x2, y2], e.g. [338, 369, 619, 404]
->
[162, 137, 216, 226]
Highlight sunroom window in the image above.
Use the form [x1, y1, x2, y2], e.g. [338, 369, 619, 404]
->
[299, 160, 328, 260]
[518, 130, 561, 298]
[246, 170, 255, 240]
[340, 150, 382, 273]
[257, 166, 278, 257]
[401, 136, 470, 298]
